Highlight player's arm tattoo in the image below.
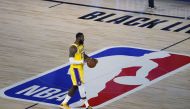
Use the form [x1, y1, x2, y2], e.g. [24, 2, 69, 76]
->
[69, 45, 77, 57]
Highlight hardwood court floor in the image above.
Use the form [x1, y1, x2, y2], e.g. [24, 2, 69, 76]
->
[0, 0, 190, 109]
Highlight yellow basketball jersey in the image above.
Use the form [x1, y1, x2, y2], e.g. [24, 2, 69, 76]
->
[70, 44, 84, 69]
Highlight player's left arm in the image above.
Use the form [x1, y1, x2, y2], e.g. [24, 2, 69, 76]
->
[84, 53, 98, 63]
[84, 53, 91, 62]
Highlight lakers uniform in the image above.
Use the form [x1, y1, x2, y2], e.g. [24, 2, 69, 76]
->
[70, 44, 84, 86]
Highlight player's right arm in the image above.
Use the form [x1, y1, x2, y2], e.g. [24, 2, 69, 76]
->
[69, 45, 83, 64]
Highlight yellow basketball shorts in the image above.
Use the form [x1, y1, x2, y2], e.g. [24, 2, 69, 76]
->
[69, 67, 84, 85]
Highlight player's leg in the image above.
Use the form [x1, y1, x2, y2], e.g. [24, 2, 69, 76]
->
[78, 84, 92, 109]
[60, 86, 78, 109]
[60, 68, 79, 109]
[78, 69, 92, 109]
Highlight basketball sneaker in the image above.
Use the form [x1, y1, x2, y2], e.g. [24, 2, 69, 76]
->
[59, 103, 70, 109]
[86, 106, 93, 109]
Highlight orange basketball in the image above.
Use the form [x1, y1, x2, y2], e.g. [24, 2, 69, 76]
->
[87, 58, 98, 68]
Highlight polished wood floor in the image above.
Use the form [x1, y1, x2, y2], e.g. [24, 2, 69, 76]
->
[0, 0, 190, 109]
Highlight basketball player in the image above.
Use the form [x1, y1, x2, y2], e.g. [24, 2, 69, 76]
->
[60, 32, 95, 109]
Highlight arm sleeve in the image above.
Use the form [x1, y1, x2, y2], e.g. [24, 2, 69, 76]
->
[69, 57, 83, 64]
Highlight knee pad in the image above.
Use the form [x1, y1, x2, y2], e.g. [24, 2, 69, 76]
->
[78, 84, 86, 98]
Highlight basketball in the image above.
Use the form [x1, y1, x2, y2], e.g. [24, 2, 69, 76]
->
[87, 58, 98, 68]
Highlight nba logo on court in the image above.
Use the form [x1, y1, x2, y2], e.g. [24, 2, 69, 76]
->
[0, 46, 190, 108]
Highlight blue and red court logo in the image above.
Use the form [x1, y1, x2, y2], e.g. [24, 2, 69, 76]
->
[0, 46, 190, 108]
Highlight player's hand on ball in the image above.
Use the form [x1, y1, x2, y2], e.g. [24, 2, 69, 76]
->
[87, 58, 98, 68]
